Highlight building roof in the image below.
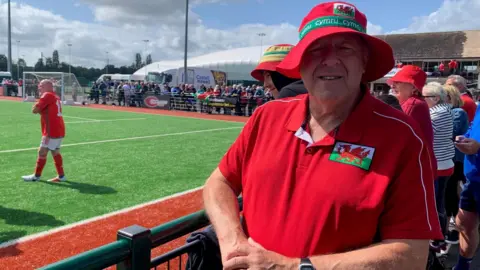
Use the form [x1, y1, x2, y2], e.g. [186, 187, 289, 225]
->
[374, 30, 480, 60]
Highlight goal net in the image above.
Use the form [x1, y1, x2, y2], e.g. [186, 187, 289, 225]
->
[22, 72, 83, 103]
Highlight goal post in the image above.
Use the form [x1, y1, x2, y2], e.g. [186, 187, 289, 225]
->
[22, 72, 83, 104]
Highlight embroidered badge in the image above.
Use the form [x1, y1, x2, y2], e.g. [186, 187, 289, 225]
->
[333, 3, 356, 18]
[329, 142, 375, 170]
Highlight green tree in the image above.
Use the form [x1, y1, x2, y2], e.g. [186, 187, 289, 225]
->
[34, 58, 44, 71]
[52, 50, 60, 68]
[18, 58, 26, 67]
[45, 57, 53, 69]
[146, 54, 152, 65]
[0, 54, 8, 71]
[135, 53, 142, 68]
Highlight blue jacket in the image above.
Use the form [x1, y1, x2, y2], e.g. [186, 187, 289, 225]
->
[453, 107, 470, 162]
[464, 106, 480, 182]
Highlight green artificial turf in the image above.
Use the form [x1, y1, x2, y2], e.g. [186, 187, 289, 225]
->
[0, 100, 243, 243]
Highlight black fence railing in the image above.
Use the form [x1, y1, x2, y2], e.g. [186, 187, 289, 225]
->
[40, 197, 243, 270]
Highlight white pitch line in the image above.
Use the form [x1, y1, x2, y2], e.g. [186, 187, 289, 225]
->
[64, 118, 147, 124]
[0, 186, 204, 249]
[62, 115, 100, 121]
[0, 126, 242, 154]
[0, 98, 248, 124]
[76, 105, 248, 124]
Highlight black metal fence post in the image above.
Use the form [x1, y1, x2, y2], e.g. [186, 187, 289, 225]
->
[116, 225, 152, 270]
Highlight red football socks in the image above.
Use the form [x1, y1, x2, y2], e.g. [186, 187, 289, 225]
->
[53, 154, 64, 177]
[35, 157, 47, 177]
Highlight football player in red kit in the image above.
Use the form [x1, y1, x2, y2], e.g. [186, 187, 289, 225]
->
[22, 79, 66, 182]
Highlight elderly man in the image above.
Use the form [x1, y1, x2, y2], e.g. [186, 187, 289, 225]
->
[22, 79, 66, 183]
[446, 75, 477, 123]
[203, 2, 441, 270]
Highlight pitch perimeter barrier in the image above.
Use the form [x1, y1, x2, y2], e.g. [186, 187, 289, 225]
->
[81, 88, 271, 116]
[40, 197, 243, 270]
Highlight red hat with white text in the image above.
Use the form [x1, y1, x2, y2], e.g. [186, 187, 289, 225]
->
[276, 1, 394, 82]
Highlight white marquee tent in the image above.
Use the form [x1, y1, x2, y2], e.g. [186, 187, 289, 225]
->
[133, 45, 273, 82]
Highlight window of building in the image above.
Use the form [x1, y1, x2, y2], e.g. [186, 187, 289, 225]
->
[423, 61, 439, 73]
[459, 61, 479, 73]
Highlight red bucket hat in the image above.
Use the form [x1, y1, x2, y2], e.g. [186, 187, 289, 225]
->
[251, 44, 295, 81]
[276, 1, 394, 82]
[386, 65, 427, 91]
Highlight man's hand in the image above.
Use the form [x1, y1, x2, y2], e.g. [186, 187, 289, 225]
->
[32, 104, 40, 114]
[455, 137, 480, 155]
[222, 238, 298, 270]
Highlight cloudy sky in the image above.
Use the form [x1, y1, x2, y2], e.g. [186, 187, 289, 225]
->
[0, 0, 478, 69]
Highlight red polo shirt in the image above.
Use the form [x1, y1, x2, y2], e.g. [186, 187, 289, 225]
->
[400, 95, 437, 175]
[461, 93, 477, 123]
[219, 91, 442, 257]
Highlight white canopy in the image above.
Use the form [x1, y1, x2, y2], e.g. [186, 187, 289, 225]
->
[133, 45, 273, 81]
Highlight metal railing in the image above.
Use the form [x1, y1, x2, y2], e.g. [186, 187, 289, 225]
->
[40, 197, 243, 270]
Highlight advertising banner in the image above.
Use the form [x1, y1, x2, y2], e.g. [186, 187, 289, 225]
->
[143, 94, 171, 110]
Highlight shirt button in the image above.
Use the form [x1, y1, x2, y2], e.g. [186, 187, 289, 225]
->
[306, 148, 313, 154]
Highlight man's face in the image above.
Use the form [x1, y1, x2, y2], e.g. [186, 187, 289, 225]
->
[38, 81, 52, 94]
[263, 71, 279, 98]
[445, 78, 464, 92]
[300, 33, 368, 101]
[390, 81, 415, 103]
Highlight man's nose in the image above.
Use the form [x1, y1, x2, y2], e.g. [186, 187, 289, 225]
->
[321, 46, 341, 67]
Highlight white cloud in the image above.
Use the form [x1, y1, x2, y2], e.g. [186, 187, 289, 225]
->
[367, 22, 383, 35]
[0, 1, 297, 69]
[388, 0, 480, 34]
[0, 0, 477, 71]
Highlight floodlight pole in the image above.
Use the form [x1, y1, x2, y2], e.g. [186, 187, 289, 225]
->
[105, 51, 109, 74]
[16, 40, 20, 80]
[143, 39, 149, 80]
[257, 33, 266, 60]
[67, 43, 72, 76]
[183, 0, 189, 85]
[7, 0, 12, 73]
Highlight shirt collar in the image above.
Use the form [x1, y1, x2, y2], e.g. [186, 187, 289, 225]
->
[285, 88, 374, 144]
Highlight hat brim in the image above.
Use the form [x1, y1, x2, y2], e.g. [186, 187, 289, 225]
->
[276, 27, 394, 82]
[386, 77, 415, 87]
[251, 61, 281, 81]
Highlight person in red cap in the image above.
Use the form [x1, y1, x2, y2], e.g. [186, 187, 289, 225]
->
[204, 2, 441, 269]
[387, 65, 436, 171]
[251, 44, 301, 99]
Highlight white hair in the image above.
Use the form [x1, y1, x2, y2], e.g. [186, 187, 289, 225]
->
[423, 82, 448, 103]
[447, 75, 467, 90]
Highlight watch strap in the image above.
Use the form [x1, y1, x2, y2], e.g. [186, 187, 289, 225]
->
[299, 258, 315, 269]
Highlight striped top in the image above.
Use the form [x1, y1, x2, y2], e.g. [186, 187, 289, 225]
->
[430, 103, 455, 167]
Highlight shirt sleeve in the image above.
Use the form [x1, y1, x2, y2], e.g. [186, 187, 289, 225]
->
[465, 106, 480, 138]
[218, 109, 260, 194]
[36, 93, 53, 111]
[378, 126, 443, 241]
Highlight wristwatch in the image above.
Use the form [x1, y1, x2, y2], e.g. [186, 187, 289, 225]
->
[299, 258, 315, 270]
